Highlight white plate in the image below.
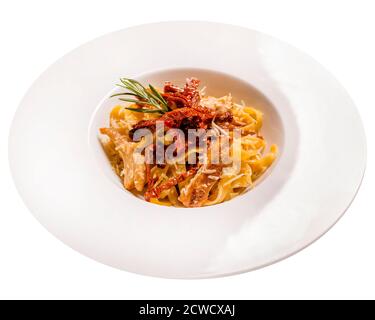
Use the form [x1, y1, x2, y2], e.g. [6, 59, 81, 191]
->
[9, 22, 366, 278]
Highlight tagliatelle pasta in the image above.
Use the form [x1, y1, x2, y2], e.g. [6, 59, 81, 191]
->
[100, 77, 277, 207]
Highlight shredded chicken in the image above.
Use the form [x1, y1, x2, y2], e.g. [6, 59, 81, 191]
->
[100, 128, 145, 191]
[144, 168, 197, 201]
[178, 164, 222, 207]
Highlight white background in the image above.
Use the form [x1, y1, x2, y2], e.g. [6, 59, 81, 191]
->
[1, 0, 374, 300]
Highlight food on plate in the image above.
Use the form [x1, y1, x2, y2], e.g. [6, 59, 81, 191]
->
[100, 77, 277, 207]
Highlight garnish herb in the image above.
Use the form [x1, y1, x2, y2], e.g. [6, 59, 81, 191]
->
[111, 78, 169, 114]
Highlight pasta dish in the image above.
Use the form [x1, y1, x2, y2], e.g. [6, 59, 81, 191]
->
[100, 77, 277, 207]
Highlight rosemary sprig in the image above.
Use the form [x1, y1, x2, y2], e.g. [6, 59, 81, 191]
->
[110, 78, 169, 114]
